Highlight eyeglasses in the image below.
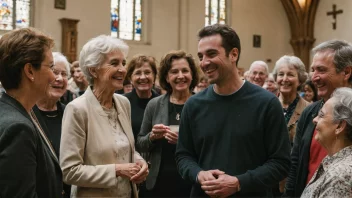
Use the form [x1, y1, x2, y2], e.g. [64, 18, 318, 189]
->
[132, 70, 153, 77]
[51, 68, 68, 78]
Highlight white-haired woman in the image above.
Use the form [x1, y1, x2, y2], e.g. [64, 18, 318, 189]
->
[273, 55, 310, 194]
[60, 35, 148, 197]
[32, 52, 71, 197]
[301, 87, 352, 198]
[273, 55, 310, 146]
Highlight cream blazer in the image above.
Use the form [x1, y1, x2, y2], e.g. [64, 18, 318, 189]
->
[60, 87, 143, 198]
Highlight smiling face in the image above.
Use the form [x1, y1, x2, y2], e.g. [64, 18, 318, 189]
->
[72, 66, 86, 84]
[94, 50, 126, 91]
[276, 65, 300, 96]
[304, 84, 315, 102]
[131, 62, 155, 93]
[197, 34, 237, 86]
[166, 58, 192, 93]
[249, 64, 268, 87]
[47, 61, 68, 100]
[313, 99, 339, 149]
[264, 75, 277, 93]
[33, 49, 57, 100]
[311, 51, 346, 102]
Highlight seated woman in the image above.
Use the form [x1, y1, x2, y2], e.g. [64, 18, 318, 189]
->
[0, 28, 62, 197]
[273, 55, 310, 146]
[32, 52, 71, 197]
[60, 35, 148, 197]
[302, 80, 318, 103]
[137, 50, 199, 197]
[301, 87, 352, 198]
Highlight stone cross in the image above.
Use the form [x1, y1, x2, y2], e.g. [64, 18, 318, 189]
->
[327, 4, 343, 30]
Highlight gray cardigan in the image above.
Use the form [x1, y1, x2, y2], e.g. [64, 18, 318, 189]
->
[136, 94, 170, 190]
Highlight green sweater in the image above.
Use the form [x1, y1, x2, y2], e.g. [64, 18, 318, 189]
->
[175, 81, 291, 197]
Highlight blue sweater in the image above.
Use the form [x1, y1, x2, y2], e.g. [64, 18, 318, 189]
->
[175, 81, 291, 197]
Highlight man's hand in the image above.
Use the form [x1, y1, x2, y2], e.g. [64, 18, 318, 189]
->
[201, 174, 240, 198]
[197, 170, 225, 184]
[130, 160, 149, 184]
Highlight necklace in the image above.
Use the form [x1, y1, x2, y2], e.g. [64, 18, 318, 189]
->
[172, 103, 184, 121]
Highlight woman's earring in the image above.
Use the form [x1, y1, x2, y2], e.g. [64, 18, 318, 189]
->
[31, 77, 34, 81]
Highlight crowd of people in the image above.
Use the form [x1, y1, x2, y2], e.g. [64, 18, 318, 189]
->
[0, 24, 351, 198]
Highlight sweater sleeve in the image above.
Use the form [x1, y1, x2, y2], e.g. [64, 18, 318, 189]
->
[236, 97, 291, 193]
[175, 101, 202, 183]
[60, 103, 117, 188]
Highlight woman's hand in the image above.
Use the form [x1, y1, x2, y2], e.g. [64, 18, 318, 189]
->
[164, 129, 178, 144]
[131, 160, 149, 184]
[149, 124, 168, 141]
[115, 163, 141, 179]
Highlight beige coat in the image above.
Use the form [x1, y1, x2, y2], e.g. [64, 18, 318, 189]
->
[60, 87, 143, 198]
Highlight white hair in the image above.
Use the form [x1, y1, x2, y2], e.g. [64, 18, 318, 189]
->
[79, 35, 129, 84]
[52, 52, 70, 78]
[331, 87, 352, 141]
[273, 55, 307, 84]
[249, 60, 269, 74]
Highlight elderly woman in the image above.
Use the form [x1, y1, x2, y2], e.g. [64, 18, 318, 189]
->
[124, 55, 159, 141]
[32, 52, 71, 197]
[263, 73, 279, 96]
[0, 28, 62, 197]
[137, 50, 199, 197]
[273, 55, 310, 146]
[301, 87, 352, 197]
[60, 35, 148, 197]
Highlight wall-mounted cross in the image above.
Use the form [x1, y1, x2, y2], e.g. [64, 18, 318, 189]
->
[327, 4, 343, 30]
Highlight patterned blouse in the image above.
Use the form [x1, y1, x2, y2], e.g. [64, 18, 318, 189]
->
[301, 145, 352, 198]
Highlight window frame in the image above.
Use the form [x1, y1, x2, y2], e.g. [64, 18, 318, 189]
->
[0, 0, 34, 35]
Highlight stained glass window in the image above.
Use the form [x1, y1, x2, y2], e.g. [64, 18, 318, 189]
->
[205, 0, 226, 26]
[0, 0, 31, 31]
[111, 0, 142, 41]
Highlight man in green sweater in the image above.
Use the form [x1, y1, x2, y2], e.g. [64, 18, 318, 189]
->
[175, 24, 291, 197]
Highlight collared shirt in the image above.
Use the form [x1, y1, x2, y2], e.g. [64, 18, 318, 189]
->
[301, 145, 352, 198]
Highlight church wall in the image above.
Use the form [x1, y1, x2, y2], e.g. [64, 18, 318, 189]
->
[314, 0, 352, 63]
[230, 0, 293, 71]
[32, 0, 293, 72]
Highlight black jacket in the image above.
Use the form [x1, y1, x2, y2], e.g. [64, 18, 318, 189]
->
[0, 93, 63, 197]
[284, 100, 323, 197]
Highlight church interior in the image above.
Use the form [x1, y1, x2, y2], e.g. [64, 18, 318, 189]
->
[0, 0, 351, 72]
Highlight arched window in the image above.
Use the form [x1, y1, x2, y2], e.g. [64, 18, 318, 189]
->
[111, 0, 142, 41]
[0, 0, 31, 31]
[205, 0, 227, 26]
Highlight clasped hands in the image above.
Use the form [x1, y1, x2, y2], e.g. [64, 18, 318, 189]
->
[115, 160, 149, 184]
[198, 170, 240, 198]
[149, 124, 178, 144]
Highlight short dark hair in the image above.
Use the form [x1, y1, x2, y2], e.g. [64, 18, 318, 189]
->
[159, 50, 199, 94]
[198, 24, 241, 65]
[126, 54, 157, 82]
[0, 28, 54, 90]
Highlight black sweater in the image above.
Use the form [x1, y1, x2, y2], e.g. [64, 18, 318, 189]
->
[175, 82, 291, 197]
[124, 89, 159, 141]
